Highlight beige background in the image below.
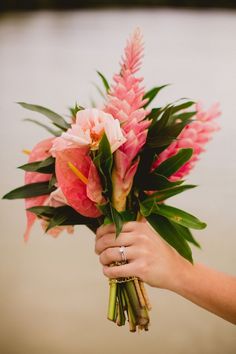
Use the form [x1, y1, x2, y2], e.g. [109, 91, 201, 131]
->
[0, 9, 236, 354]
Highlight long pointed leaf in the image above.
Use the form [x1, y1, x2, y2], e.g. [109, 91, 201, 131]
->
[24, 118, 61, 136]
[3, 182, 55, 199]
[143, 85, 168, 108]
[18, 102, 70, 131]
[142, 184, 196, 204]
[141, 173, 184, 190]
[18, 156, 55, 174]
[157, 204, 207, 230]
[147, 214, 193, 263]
[154, 148, 193, 177]
[170, 223, 201, 248]
[96, 71, 110, 92]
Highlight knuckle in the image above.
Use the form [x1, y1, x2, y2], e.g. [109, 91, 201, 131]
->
[103, 266, 111, 278]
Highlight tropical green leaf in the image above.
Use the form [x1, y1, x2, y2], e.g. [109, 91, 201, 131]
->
[110, 205, 123, 237]
[147, 214, 193, 263]
[97, 71, 110, 92]
[143, 85, 168, 108]
[27, 206, 55, 218]
[146, 108, 164, 128]
[48, 174, 57, 189]
[69, 103, 83, 118]
[98, 202, 123, 237]
[157, 204, 207, 230]
[94, 133, 113, 198]
[153, 148, 193, 177]
[24, 118, 61, 136]
[18, 156, 55, 174]
[18, 102, 70, 131]
[141, 184, 196, 203]
[171, 101, 195, 114]
[28, 205, 99, 230]
[170, 223, 201, 248]
[139, 199, 159, 217]
[140, 173, 183, 191]
[3, 182, 55, 200]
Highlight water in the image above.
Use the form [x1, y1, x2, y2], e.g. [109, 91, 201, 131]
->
[0, 9, 236, 354]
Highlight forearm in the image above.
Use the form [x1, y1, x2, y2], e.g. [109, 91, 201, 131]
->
[173, 262, 236, 324]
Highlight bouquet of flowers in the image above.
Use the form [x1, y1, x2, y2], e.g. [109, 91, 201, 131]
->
[3, 29, 220, 332]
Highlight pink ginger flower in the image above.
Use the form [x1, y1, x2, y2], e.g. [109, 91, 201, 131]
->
[152, 102, 221, 181]
[104, 28, 151, 210]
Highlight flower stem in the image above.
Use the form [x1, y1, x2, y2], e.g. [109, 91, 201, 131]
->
[107, 280, 117, 322]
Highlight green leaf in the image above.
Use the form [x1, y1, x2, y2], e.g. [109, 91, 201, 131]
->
[18, 156, 55, 174]
[157, 204, 207, 230]
[120, 210, 137, 222]
[24, 118, 61, 136]
[45, 214, 68, 232]
[142, 173, 184, 191]
[94, 133, 113, 198]
[48, 174, 57, 189]
[27, 206, 56, 218]
[28, 205, 100, 230]
[143, 85, 168, 108]
[171, 101, 195, 114]
[98, 203, 123, 237]
[97, 71, 110, 92]
[170, 223, 201, 248]
[139, 199, 159, 217]
[69, 102, 83, 118]
[18, 102, 70, 131]
[154, 148, 193, 177]
[3, 182, 55, 200]
[141, 184, 196, 203]
[147, 214, 193, 263]
[110, 205, 123, 237]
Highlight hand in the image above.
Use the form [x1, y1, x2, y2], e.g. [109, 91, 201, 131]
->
[95, 220, 191, 291]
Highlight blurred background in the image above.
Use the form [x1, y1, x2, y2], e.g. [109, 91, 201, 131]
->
[0, 2, 236, 354]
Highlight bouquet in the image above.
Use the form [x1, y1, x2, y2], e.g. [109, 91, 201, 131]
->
[3, 28, 220, 332]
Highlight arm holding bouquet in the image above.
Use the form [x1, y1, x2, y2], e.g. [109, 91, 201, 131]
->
[96, 221, 236, 325]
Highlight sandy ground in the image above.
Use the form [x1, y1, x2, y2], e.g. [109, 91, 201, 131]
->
[0, 9, 236, 354]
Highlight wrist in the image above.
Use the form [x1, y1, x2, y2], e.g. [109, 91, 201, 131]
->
[166, 256, 194, 294]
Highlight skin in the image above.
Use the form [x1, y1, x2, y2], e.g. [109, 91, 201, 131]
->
[95, 220, 236, 325]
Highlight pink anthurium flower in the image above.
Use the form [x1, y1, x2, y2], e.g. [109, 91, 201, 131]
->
[55, 147, 104, 218]
[24, 138, 54, 241]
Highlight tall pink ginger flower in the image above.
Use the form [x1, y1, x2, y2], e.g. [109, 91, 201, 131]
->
[104, 28, 151, 210]
[152, 102, 221, 181]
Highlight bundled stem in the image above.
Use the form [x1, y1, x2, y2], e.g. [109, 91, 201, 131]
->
[107, 205, 151, 331]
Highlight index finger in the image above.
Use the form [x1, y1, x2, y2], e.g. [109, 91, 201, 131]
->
[96, 221, 140, 240]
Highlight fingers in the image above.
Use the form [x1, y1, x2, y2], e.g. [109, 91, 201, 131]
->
[99, 246, 135, 266]
[103, 263, 136, 279]
[96, 221, 140, 240]
[95, 232, 136, 255]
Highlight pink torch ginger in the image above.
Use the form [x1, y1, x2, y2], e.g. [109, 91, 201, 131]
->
[152, 102, 221, 181]
[104, 28, 151, 210]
